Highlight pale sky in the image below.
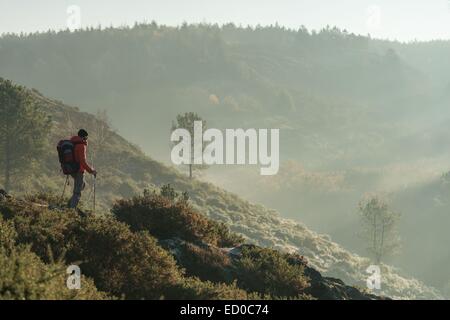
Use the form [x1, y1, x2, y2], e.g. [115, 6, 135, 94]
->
[1, 0, 449, 41]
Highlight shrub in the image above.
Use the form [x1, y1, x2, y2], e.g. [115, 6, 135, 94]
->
[2, 199, 82, 263]
[112, 192, 244, 247]
[0, 246, 107, 300]
[67, 216, 183, 299]
[176, 242, 233, 283]
[168, 277, 259, 300]
[0, 215, 17, 252]
[1, 199, 183, 299]
[0, 194, 311, 300]
[235, 246, 309, 298]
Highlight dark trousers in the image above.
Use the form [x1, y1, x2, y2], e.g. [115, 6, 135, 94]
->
[68, 172, 85, 208]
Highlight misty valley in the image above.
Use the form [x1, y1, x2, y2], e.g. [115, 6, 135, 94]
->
[1, 2, 450, 304]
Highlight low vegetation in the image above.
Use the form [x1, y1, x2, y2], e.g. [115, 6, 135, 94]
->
[0, 184, 384, 300]
[0, 216, 107, 300]
[235, 246, 309, 297]
[0, 187, 318, 300]
[112, 186, 244, 247]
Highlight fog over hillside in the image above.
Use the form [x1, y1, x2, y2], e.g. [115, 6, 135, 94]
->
[1, 16, 450, 298]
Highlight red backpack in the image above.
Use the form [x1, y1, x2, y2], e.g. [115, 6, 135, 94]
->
[57, 140, 81, 175]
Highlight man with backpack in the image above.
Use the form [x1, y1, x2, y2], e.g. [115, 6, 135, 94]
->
[58, 129, 97, 209]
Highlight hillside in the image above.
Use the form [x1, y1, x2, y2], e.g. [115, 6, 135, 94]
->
[1, 85, 440, 299]
[2, 25, 450, 292]
[0, 188, 384, 300]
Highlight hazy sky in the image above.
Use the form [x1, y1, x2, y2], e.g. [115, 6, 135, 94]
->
[1, 0, 449, 41]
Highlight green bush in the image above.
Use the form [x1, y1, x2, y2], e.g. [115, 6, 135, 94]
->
[168, 277, 260, 300]
[0, 246, 107, 300]
[235, 246, 309, 298]
[0, 199, 183, 299]
[8, 205, 82, 263]
[176, 242, 233, 283]
[67, 216, 183, 299]
[112, 192, 244, 247]
[0, 215, 17, 252]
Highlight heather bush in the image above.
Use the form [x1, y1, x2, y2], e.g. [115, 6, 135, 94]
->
[168, 277, 259, 300]
[0, 198, 183, 299]
[176, 242, 234, 283]
[235, 246, 310, 298]
[0, 193, 319, 300]
[112, 190, 244, 247]
[0, 215, 17, 252]
[67, 216, 183, 299]
[0, 246, 107, 300]
[7, 204, 82, 263]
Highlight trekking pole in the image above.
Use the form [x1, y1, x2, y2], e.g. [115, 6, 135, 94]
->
[93, 175, 96, 214]
[91, 155, 96, 214]
[59, 175, 69, 205]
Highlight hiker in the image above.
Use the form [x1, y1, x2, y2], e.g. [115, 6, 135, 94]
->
[66, 129, 97, 208]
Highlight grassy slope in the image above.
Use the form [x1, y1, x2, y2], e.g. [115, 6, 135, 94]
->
[10, 89, 440, 299]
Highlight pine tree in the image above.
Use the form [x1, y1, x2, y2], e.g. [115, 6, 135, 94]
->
[171, 112, 207, 179]
[358, 196, 401, 264]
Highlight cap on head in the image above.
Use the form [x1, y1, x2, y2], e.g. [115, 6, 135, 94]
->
[78, 129, 88, 138]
